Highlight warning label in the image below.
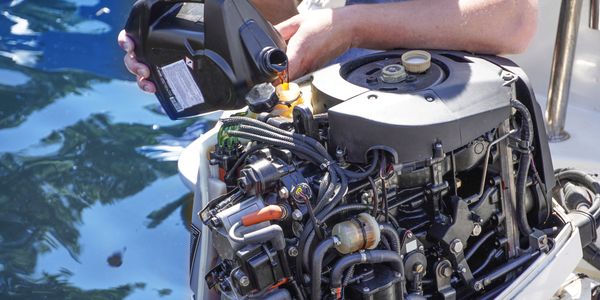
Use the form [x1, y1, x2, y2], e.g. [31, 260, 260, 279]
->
[161, 60, 204, 112]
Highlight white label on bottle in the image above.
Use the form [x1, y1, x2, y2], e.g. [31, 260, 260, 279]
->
[161, 60, 204, 112]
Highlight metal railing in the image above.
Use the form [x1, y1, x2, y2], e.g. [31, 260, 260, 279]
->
[545, 0, 599, 142]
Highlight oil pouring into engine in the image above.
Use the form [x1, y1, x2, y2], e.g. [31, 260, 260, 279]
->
[125, 1, 600, 299]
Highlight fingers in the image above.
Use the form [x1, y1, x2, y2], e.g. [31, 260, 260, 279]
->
[285, 37, 305, 80]
[137, 76, 157, 94]
[124, 53, 150, 78]
[117, 30, 134, 53]
[275, 15, 302, 41]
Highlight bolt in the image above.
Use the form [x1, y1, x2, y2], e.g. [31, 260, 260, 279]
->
[502, 72, 514, 81]
[472, 223, 482, 237]
[440, 265, 453, 278]
[473, 281, 484, 291]
[333, 236, 342, 247]
[458, 265, 467, 273]
[394, 272, 402, 278]
[361, 192, 371, 202]
[288, 246, 299, 257]
[425, 95, 435, 102]
[418, 245, 425, 252]
[239, 276, 250, 287]
[407, 231, 413, 239]
[362, 287, 370, 293]
[414, 263, 425, 274]
[292, 209, 303, 221]
[450, 239, 464, 254]
[279, 187, 289, 199]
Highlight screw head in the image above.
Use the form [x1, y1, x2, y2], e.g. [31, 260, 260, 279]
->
[278, 187, 289, 199]
[239, 276, 250, 287]
[473, 281, 484, 291]
[414, 263, 425, 274]
[450, 239, 464, 254]
[288, 246, 299, 257]
[407, 231, 413, 239]
[472, 224, 482, 236]
[362, 287, 370, 293]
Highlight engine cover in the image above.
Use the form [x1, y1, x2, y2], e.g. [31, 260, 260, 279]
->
[311, 50, 513, 163]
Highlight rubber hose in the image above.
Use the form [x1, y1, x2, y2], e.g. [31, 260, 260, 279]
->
[379, 223, 401, 254]
[311, 237, 336, 300]
[465, 230, 495, 261]
[511, 99, 534, 236]
[556, 169, 600, 220]
[330, 250, 403, 289]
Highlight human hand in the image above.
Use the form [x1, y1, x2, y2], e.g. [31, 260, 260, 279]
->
[275, 7, 358, 80]
[117, 30, 156, 93]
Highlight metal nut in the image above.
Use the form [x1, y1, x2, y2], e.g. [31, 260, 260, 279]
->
[288, 246, 299, 257]
[450, 239, 464, 254]
[441, 265, 453, 278]
[278, 187, 289, 199]
[472, 223, 482, 237]
[292, 209, 303, 221]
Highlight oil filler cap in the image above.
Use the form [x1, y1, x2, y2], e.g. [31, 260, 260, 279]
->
[380, 64, 407, 83]
[402, 50, 431, 73]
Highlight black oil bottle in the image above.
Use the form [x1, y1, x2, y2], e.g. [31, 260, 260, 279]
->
[124, 0, 287, 119]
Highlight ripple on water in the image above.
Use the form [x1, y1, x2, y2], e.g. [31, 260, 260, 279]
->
[0, 68, 30, 85]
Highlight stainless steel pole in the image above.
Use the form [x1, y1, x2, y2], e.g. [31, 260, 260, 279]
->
[591, 0, 599, 29]
[545, 0, 584, 142]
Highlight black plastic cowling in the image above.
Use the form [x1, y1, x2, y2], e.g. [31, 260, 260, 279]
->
[124, 0, 287, 119]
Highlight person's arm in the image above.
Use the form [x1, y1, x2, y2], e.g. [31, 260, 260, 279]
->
[277, 0, 538, 79]
[252, 0, 298, 24]
[351, 0, 537, 54]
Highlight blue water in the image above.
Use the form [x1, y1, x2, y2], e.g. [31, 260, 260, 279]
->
[0, 1, 207, 298]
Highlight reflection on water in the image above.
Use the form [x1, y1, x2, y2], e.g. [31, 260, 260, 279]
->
[0, 0, 207, 298]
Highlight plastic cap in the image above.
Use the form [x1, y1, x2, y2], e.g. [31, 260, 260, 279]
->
[402, 50, 431, 73]
[380, 64, 407, 83]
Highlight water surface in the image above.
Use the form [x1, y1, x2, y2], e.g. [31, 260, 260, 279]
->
[0, 1, 204, 298]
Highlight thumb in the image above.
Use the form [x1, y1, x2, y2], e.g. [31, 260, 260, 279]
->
[275, 15, 302, 41]
[285, 35, 304, 80]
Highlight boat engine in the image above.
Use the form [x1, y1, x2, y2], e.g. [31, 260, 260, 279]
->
[197, 50, 599, 300]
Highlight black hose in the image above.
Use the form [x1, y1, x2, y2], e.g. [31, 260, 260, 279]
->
[472, 249, 500, 277]
[330, 250, 404, 289]
[224, 143, 263, 181]
[465, 230, 495, 261]
[555, 169, 600, 220]
[368, 176, 379, 216]
[311, 237, 336, 300]
[343, 152, 380, 179]
[511, 99, 534, 236]
[380, 223, 401, 254]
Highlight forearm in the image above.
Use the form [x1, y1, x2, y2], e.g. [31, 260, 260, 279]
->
[345, 0, 537, 54]
[252, 0, 298, 24]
